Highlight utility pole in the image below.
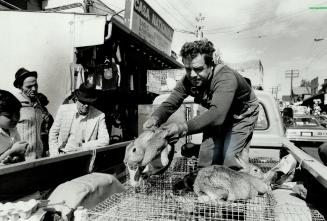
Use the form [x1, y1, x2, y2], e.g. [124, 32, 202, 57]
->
[270, 84, 281, 100]
[285, 70, 299, 104]
[195, 13, 205, 39]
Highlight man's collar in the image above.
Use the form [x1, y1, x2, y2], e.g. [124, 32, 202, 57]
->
[75, 105, 91, 118]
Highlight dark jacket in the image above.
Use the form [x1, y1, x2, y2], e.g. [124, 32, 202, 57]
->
[152, 65, 257, 134]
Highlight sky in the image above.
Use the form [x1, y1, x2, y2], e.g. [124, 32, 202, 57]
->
[103, 0, 327, 98]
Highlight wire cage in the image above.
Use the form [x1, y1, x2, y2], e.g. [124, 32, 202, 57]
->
[86, 157, 326, 221]
[249, 157, 279, 173]
[88, 191, 275, 221]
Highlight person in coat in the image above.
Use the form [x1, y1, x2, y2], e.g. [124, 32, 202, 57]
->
[49, 83, 109, 156]
[13, 67, 44, 160]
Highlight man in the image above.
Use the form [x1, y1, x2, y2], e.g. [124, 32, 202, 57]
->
[49, 83, 109, 156]
[143, 39, 259, 171]
[13, 67, 44, 160]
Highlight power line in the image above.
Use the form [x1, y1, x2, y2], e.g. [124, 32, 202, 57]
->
[175, 29, 195, 35]
[301, 21, 327, 71]
[203, 1, 327, 35]
[302, 45, 327, 71]
[179, 0, 197, 17]
[100, 0, 123, 12]
[205, 9, 309, 35]
[151, 0, 193, 31]
[162, 0, 195, 28]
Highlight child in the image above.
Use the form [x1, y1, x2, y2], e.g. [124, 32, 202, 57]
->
[0, 89, 28, 164]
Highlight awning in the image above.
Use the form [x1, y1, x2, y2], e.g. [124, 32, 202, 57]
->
[302, 93, 324, 106]
[109, 16, 183, 69]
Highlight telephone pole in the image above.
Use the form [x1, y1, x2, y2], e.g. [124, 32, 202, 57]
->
[270, 84, 281, 100]
[285, 70, 299, 104]
[195, 13, 205, 39]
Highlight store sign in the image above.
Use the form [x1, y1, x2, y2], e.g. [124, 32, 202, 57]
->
[147, 69, 185, 94]
[125, 0, 174, 55]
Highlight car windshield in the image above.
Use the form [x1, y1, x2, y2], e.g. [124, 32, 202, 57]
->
[293, 117, 319, 126]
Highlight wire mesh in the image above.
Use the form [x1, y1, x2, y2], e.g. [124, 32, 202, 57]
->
[249, 157, 279, 173]
[88, 191, 275, 221]
[86, 157, 326, 221]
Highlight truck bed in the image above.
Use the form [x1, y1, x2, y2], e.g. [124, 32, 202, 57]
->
[86, 157, 326, 221]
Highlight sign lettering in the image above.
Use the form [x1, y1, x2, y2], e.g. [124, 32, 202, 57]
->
[125, 0, 174, 55]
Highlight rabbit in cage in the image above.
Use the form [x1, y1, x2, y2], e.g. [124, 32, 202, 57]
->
[124, 129, 174, 186]
[193, 164, 269, 202]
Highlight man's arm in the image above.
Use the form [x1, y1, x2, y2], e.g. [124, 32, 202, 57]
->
[151, 80, 188, 126]
[82, 113, 109, 149]
[49, 106, 64, 156]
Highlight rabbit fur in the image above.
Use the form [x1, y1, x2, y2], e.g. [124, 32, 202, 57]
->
[193, 165, 269, 202]
[124, 129, 174, 186]
[124, 129, 169, 167]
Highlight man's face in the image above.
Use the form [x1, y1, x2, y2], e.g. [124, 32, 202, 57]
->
[21, 76, 38, 98]
[0, 112, 20, 130]
[77, 100, 90, 115]
[183, 54, 212, 87]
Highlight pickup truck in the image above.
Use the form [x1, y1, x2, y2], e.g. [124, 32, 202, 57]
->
[0, 90, 326, 220]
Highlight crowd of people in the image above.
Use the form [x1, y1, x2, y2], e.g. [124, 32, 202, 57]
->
[0, 67, 109, 165]
[1, 39, 260, 174]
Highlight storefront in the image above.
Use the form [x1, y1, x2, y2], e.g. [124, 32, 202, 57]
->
[302, 93, 327, 114]
[73, 16, 183, 142]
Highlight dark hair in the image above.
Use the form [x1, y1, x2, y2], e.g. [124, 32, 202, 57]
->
[180, 39, 216, 66]
[0, 90, 22, 114]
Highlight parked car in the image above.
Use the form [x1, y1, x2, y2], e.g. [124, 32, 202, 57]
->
[286, 115, 327, 143]
[315, 115, 327, 128]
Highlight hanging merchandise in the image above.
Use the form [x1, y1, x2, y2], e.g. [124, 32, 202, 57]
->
[102, 57, 119, 90]
[68, 63, 85, 94]
[104, 59, 113, 80]
[116, 64, 121, 87]
[114, 42, 122, 63]
[95, 73, 103, 90]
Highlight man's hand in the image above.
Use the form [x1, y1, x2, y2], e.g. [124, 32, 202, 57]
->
[161, 122, 188, 144]
[11, 141, 28, 155]
[62, 142, 80, 153]
[143, 116, 159, 131]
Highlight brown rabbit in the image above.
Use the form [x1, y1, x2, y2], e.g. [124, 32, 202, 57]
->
[124, 129, 174, 186]
[124, 129, 170, 167]
[193, 165, 269, 202]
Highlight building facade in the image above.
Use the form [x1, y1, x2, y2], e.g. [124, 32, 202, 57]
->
[228, 60, 264, 89]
